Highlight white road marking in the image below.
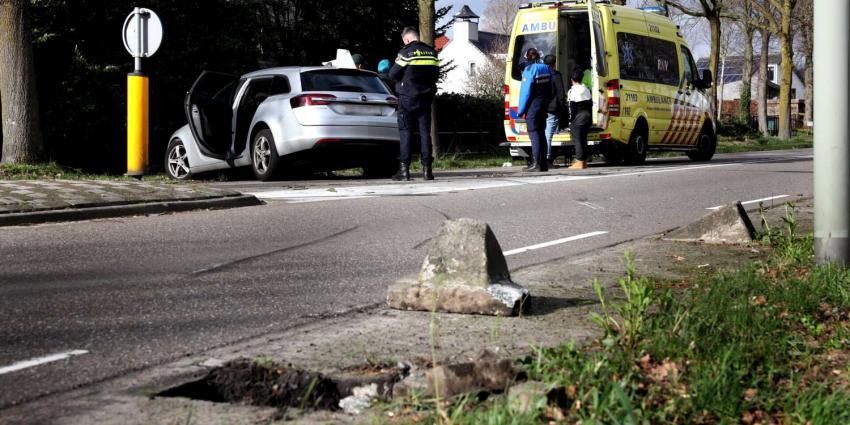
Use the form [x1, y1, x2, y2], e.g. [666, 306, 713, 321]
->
[0, 350, 89, 375]
[503, 231, 609, 256]
[706, 195, 790, 210]
[248, 154, 813, 203]
[576, 201, 605, 210]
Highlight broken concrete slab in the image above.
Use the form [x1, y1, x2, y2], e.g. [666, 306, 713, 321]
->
[663, 201, 756, 244]
[387, 218, 530, 316]
[392, 350, 516, 400]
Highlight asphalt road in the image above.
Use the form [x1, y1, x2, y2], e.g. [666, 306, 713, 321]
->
[0, 149, 813, 409]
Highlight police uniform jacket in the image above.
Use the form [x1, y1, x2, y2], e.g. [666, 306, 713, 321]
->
[516, 62, 552, 116]
[389, 41, 440, 99]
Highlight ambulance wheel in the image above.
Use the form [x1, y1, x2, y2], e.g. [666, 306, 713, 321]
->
[687, 125, 717, 162]
[624, 123, 648, 165]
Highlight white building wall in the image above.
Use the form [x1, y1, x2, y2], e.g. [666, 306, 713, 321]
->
[438, 40, 490, 94]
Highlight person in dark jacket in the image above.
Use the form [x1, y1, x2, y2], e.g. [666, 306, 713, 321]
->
[511, 48, 552, 172]
[566, 68, 593, 169]
[543, 55, 565, 167]
[377, 59, 396, 95]
[389, 27, 440, 181]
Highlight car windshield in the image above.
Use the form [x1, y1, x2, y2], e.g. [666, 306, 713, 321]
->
[301, 70, 390, 94]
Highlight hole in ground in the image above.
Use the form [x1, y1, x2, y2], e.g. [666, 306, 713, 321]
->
[157, 358, 402, 412]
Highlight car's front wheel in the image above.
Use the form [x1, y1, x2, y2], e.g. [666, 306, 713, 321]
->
[165, 138, 193, 180]
[251, 129, 280, 181]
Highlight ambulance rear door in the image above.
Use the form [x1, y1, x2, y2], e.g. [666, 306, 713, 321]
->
[587, 0, 608, 127]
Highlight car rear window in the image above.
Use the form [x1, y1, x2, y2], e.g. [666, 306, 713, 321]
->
[300, 70, 390, 94]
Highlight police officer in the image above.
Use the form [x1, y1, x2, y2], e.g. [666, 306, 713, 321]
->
[513, 48, 552, 172]
[389, 26, 440, 181]
[566, 68, 593, 169]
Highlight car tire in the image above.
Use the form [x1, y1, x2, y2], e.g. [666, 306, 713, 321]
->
[251, 129, 280, 181]
[687, 125, 717, 162]
[165, 138, 193, 180]
[624, 122, 648, 165]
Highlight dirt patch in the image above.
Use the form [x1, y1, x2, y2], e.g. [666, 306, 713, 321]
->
[159, 359, 342, 412]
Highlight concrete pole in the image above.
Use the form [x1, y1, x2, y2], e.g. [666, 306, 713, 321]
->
[814, 0, 849, 265]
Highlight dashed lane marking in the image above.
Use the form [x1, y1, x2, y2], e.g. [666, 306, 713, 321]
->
[0, 350, 89, 375]
[706, 195, 790, 211]
[503, 231, 609, 257]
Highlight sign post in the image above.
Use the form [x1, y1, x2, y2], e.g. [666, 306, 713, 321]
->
[814, 0, 849, 265]
[122, 7, 163, 177]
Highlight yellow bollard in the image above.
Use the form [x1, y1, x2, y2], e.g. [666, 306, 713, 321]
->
[127, 72, 149, 177]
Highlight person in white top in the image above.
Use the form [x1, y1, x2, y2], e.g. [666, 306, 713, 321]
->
[566, 68, 593, 169]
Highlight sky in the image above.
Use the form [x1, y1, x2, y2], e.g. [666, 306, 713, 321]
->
[439, 0, 711, 59]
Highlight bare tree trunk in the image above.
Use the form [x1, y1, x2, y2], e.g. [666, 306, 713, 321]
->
[718, 53, 726, 121]
[801, 21, 813, 126]
[0, 0, 44, 164]
[708, 14, 722, 114]
[418, 0, 439, 159]
[740, 23, 754, 123]
[757, 30, 770, 136]
[776, 2, 794, 140]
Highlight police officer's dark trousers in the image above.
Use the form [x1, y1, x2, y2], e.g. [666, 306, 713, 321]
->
[526, 96, 548, 168]
[398, 95, 433, 167]
[570, 109, 591, 161]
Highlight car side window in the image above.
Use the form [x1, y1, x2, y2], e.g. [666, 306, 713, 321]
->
[271, 76, 291, 95]
[617, 32, 679, 86]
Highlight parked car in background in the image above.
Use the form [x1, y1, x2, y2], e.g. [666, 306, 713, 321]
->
[166, 67, 400, 181]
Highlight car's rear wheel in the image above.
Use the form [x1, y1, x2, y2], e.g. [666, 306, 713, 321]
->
[251, 129, 280, 181]
[165, 139, 193, 180]
[687, 125, 717, 162]
[624, 122, 648, 165]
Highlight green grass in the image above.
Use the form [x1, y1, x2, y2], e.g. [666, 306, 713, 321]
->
[410, 153, 511, 172]
[390, 205, 850, 424]
[0, 162, 172, 181]
[717, 133, 813, 154]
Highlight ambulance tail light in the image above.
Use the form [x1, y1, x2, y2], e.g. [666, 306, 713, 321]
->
[504, 85, 511, 120]
[290, 93, 337, 108]
[606, 79, 621, 117]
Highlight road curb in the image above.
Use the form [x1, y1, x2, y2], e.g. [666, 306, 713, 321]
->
[0, 194, 263, 227]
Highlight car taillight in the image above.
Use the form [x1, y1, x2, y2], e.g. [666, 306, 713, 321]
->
[504, 85, 511, 120]
[290, 93, 337, 108]
[606, 79, 620, 117]
[386, 96, 398, 108]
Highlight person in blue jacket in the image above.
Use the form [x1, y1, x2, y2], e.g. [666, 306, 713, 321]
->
[512, 48, 552, 172]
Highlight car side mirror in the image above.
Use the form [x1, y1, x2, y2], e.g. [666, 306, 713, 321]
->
[701, 69, 713, 89]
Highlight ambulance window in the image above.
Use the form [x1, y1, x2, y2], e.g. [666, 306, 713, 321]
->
[511, 32, 557, 80]
[616, 33, 679, 86]
[592, 22, 608, 77]
[681, 46, 699, 85]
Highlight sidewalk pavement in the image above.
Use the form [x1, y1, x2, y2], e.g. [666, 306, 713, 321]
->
[0, 180, 262, 226]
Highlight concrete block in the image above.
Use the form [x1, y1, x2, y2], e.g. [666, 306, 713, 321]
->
[664, 202, 756, 244]
[387, 218, 529, 316]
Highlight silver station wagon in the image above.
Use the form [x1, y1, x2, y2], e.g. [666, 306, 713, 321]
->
[166, 67, 400, 181]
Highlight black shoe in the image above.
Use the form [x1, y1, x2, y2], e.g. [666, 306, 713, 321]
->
[392, 163, 410, 181]
[539, 157, 549, 172]
[522, 160, 539, 172]
[423, 165, 434, 180]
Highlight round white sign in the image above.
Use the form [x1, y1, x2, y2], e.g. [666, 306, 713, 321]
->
[122, 8, 163, 58]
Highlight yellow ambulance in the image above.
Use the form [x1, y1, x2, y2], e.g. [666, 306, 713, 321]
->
[503, 0, 716, 164]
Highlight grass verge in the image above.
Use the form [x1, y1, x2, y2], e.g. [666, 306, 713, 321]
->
[717, 133, 813, 154]
[389, 205, 850, 424]
[0, 162, 171, 182]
